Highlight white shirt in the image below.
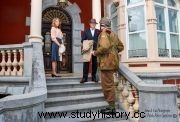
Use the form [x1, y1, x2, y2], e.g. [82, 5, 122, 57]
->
[90, 28, 95, 37]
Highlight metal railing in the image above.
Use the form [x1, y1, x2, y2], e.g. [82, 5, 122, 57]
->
[171, 49, 180, 58]
[128, 49, 147, 58]
[158, 48, 169, 57]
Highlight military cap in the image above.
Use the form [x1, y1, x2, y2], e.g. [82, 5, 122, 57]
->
[99, 17, 111, 27]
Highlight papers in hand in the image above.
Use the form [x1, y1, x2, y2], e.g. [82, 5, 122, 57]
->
[82, 40, 93, 62]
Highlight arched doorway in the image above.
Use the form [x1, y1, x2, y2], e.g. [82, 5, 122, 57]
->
[42, 3, 72, 73]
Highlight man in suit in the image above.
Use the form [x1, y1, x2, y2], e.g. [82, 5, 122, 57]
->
[80, 19, 100, 83]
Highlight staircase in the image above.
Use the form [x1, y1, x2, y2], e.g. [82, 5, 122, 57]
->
[45, 76, 130, 122]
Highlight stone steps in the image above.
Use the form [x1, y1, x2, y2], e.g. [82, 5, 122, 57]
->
[45, 93, 105, 107]
[46, 76, 92, 83]
[47, 82, 100, 90]
[47, 86, 102, 98]
[45, 76, 130, 122]
[45, 102, 128, 122]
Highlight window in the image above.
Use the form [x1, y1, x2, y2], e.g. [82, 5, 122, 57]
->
[155, 6, 169, 57]
[110, 4, 118, 33]
[156, 6, 165, 31]
[128, 7, 145, 32]
[168, 9, 178, 33]
[155, 0, 180, 58]
[127, 4, 147, 58]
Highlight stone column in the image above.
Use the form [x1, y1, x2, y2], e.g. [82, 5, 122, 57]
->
[28, 0, 43, 42]
[28, 0, 46, 91]
[117, 0, 127, 62]
[146, 0, 158, 60]
[92, 0, 101, 29]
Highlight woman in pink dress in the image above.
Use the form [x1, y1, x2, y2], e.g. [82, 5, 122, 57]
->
[51, 18, 63, 77]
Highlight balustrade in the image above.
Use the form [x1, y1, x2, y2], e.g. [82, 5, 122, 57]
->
[0, 48, 24, 76]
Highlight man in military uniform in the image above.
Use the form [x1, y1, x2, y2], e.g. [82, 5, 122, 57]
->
[92, 17, 124, 113]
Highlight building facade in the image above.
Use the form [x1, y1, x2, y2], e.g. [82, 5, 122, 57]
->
[0, 1, 179, 122]
[0, 0, 180, 74]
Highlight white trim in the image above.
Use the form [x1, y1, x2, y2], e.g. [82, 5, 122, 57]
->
[157, 30, 166, 33]
[170, 32, 179, 35]
[144, 1, 148, 52]
[178, 3, 180, 49]
[165, 0, 171, 57]
[125, 0, 129, 59]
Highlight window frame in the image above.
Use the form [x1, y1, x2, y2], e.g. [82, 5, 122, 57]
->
[126, 0, 148, 58]
[155, 0, 180, 58]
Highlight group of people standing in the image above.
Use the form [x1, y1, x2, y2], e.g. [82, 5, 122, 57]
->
[50, 17, 124, 114]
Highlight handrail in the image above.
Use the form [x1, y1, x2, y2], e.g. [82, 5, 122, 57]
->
[0, 43, 31, 50]
[118, 64, 177, 92]
[0, 42, 47, 122]
[115, 64, 178, 122]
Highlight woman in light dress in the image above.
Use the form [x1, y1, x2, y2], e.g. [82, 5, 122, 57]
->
[51, 18, 63, 77]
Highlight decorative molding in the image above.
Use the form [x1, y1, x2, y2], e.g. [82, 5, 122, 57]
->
[42, 7, 71, 24]
[147, 18, 157, 24]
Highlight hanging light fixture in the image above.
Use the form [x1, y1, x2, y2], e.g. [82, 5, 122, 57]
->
[59, 0, 67, 3]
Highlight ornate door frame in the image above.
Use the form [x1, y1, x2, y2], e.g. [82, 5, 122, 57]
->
[42, 1, 84, 74]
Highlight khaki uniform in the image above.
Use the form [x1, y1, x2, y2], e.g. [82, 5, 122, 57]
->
[94, 31, 124, 105]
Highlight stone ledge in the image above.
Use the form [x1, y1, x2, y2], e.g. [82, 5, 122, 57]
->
[0, 77, 30, 82]
[136, 72, 180, 79]
[0, 89, 47, 111]
[0, 42, 32, 50]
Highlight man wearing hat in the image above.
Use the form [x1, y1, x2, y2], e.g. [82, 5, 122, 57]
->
[92, 17, 124, 113]
[80, 19, 100, 83]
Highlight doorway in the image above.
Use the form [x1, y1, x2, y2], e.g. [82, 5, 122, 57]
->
[42, 6, 72, 73]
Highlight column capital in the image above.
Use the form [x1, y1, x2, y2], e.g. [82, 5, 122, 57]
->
[147, 19, 157, 24]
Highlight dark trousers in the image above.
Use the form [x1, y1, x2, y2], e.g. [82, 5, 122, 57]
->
[83, 55, 97, 81]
